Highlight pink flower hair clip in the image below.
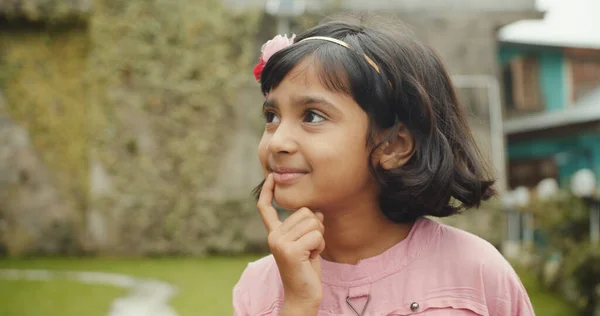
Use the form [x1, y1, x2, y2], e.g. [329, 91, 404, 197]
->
[254, 34, 296, 83]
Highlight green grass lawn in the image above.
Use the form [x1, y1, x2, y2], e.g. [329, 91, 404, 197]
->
[0, 279, 126, 316]
[0, 256, 577, 316]
[515, 266, 578, 316]
[0, 256, 262, 315]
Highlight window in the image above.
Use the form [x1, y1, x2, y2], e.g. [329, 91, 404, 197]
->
[503, 56, 544, 112]
[569, 57, 600, 103]
[508, 157, 557, 189]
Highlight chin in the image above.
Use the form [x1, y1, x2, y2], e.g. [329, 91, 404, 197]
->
[274, 190, 312, 211]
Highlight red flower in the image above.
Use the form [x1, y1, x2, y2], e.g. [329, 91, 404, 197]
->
[254, 59, 265, 82]
[253, 34, 296, 83]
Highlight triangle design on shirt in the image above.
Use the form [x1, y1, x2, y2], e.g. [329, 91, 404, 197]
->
[346, 294, 371, 316]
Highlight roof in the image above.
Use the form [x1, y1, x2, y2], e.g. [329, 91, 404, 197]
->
[498, 0, 600, 49]
[503, 87, 600, 134]
[0, 0, 91, 22]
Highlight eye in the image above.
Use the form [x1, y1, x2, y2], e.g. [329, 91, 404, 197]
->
[304, 110, 326, 123]
[263, 110, 280, 124]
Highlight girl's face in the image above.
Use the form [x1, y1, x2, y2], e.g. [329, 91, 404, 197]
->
[258, 61, 377, 211]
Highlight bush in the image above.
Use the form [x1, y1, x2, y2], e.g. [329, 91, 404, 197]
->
[531, 193, 600, 315]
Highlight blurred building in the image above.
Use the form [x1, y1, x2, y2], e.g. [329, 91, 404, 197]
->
[498, 0, 600, 189]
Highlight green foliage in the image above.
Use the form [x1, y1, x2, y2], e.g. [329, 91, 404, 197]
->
[1, 0, 261, 256]
[0, 28, 91, 212]
[532, 194, 590, 252]
[530, 193, 600, 315]
[563, 245, 600, 314]
[204, 199, 257, 254]
[0, 0, 91, 23]
[514, 264, 578, 316]
[87, 0, 261, 255]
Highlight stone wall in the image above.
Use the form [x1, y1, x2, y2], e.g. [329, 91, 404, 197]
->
[0, 92, 80, 255]
[0, 0, 263, 256]
[84, 0, 263, 255]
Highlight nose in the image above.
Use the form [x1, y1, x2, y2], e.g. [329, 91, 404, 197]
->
[267, 122, 298, 154]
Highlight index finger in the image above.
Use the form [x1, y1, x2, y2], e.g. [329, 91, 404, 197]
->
[257, 173, 282, 232]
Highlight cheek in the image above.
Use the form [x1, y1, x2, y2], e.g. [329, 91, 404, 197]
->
[298, 140, 372, 209]
[257, 134, 270, 169]
[311, 132, 371, 178]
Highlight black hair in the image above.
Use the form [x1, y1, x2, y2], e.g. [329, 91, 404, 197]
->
[252, 15, 495, 223]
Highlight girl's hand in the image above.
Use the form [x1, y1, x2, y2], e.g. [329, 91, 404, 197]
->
[257, 173, 326, 314]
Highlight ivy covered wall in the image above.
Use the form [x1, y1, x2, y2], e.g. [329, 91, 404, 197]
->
[0, 0, 263, 256]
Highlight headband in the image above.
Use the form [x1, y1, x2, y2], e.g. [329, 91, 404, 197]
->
[299, 36, 381, 74]
[254, 34, 382, 82]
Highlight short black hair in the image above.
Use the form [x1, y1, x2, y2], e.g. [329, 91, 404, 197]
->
[253, 15, 495, 223]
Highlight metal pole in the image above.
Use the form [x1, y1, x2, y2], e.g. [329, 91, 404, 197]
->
[277, 17, 290, 35]
[523, 211, 534, 247]
[451, 75, 507, 193]
[488, 78, 506, 193]
[503, 208, 521, 259]
[507, 209, 521, 242]
[513, 211, 521, 242]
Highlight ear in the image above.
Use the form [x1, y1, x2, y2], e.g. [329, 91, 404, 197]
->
[378, 124, 415, 170]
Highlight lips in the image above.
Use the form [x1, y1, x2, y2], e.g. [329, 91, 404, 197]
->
[270, 167, 308, 185]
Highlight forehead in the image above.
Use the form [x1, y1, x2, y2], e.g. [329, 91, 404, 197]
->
[268, 58, 351, 102]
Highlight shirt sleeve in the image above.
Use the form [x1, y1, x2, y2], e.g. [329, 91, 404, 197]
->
[233, 281, 250, 316]
[232, 264, 252, 316]
[232, 256, 284, 316]
[487, 264, 536, 316]
[492, 290, 535, 316]
[233, 276, 283, 316]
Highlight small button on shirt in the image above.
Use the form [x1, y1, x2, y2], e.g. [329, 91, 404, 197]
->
[233, 217, 535, 315]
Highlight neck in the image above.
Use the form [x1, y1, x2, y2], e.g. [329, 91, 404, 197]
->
[318, 196, 414, 265]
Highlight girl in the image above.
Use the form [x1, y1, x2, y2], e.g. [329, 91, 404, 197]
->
[233, 16, 534, 316]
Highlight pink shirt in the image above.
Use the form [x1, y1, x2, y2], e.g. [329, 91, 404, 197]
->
[233, 217, 535, 315]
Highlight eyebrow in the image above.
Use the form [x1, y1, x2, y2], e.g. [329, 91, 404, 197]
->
[263, 95, 342, 117]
